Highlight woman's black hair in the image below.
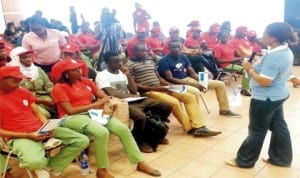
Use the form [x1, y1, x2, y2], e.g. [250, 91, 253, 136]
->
[265, 22, 299, 45]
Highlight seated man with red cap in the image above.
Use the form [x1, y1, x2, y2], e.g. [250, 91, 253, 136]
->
[126, 27, 155, 60]
[186, 20, 200, 38]
[146, 27, 164, 57]
[0, 65, 89, 178]
[201, 23, 221, 49]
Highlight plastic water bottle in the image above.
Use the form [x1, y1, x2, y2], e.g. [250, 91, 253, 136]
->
[79, 151, 90, 176]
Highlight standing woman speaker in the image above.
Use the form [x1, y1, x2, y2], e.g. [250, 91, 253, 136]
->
[226, 22, 298, 168]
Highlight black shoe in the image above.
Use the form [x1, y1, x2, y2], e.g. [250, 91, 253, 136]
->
[188, 127, 221, 137]
[240, 90, 251, 96]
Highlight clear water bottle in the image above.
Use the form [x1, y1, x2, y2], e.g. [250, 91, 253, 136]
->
[79, 151, 90, 176]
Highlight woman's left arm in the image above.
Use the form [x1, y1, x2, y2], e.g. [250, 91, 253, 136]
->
[243, 61, 273, 87]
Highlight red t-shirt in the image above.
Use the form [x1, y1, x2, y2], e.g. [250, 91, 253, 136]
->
[229, 38, 251, 51]
[127, 37, 151, 59]
[213, 43, 235, 68]
[186, 29, 193, 39]
[201, 32, 218, 49]
[249, 41, 262, 54]
[184, 37, 202, 48]
[0, 88, 43, 132]
[52, 78, 98, 117]
[146, 36, 163, 55]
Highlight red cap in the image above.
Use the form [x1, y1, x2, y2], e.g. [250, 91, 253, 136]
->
[150, 27, 161, 34]
[187, 20, 200, 27]
[0, 66, 25, 79]
[136, 27, 147, 33]
[169, 26, 179, 33]
[50, 58, 83, 82]
[247, 30, 257, 37]
[236, 26, 248, 35]
[191, 26, 201, 32]
[210, 23, 220, 33]
[63, 44, 80, 53]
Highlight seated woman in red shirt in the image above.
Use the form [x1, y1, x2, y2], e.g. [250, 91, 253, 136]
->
[51, 58, 161, 178]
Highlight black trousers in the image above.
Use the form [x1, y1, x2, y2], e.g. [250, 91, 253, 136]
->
[129, 98, 173, 145]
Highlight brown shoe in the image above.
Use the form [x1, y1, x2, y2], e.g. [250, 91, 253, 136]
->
[240, 90, 251, 96]
[160, 138, 169, 145]
[139, 142, 154, 153]
[137, 162, 161, 177]
[189, 127, 221, 137]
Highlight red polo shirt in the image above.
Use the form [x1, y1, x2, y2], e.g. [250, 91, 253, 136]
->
[201, 32, 218, 49]
[213, 43, 235, 68]
[52, 78, 98, 117]
[0, 88, 42, 133]
[184, 37, 203, 48]
[146, 36, 163, 55]
[127, 37, 151, 59]
[229, 38, 251, 51]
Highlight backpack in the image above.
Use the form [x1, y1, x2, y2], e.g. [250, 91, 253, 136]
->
[143, 111, 169, 151]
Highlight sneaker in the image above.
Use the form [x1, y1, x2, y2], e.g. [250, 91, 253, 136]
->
[139, 142, 154, 153]
[189, 127, 222, 137]
[219, 110, 241, 118]
[34, 169, 50, 178]
[43, 138, 62, 150]
[240, 90, 251, 96]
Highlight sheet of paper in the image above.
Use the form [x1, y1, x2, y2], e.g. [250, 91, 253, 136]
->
[88, 109, 110, 125]
[123, 97, 147, 102]
[38, 118, 66, 134]
[167, 85, 187, 93]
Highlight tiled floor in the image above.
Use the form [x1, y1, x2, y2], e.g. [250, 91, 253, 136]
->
[6, 66, 300, 178]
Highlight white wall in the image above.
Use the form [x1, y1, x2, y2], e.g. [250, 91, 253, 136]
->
[13, 0, 284, 38]
[0, 2, 6, 33]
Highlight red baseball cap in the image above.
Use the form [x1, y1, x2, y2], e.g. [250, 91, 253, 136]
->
[191, 26, 202, 32]
[150, 27, 161, 34]
[236, 26, 248, 35]
[247, 30, 257, 37]
[187, 20, 200, 27]
[62, 44, 80, 53]
[210, 23, 221, 33]
[136, 27, 147, 33]
[169, 26, 179, 33]
[0, 66, 25, 79]
[50, 58, 83, 82]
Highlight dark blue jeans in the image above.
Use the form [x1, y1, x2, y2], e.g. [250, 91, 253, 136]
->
[236, 98, 292, 168]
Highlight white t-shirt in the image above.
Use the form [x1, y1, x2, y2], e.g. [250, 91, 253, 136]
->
[96, 69, 129, 94]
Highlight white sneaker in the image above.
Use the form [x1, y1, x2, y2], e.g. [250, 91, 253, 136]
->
[34, 169, 50, 178]
[43, 138, 62, 150]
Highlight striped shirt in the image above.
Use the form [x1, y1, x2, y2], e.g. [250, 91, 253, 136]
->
[126, 59, 160, 87]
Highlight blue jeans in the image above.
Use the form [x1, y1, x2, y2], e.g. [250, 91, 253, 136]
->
[236, 98, 292, 168]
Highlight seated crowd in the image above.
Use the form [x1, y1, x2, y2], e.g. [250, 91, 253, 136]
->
[0, 6, 297, 178]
